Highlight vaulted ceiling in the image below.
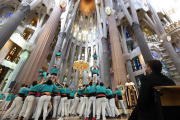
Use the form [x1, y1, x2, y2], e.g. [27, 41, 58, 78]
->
[79, 0, 96, 16]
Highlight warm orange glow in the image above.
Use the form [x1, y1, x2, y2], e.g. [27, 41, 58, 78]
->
[79, 0, 96, 16]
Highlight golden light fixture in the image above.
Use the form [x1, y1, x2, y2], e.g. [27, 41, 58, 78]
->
[73, 60, 89, 71]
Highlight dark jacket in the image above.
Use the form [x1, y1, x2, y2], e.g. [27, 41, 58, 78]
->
[129, 72, 176, 120]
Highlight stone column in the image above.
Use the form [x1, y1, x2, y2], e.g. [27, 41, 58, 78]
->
[118, 0, 153, 63]
[74, 35, 83, 88]
[146, 0, 180, 73]
[95, 2, 104, 82]
[67, 31, 80, 84]
[47, 32, 66, 73]
[48, 0, 80, 73]
[119, 26, 138, 92]
[0, 40, 14, 61]
[101, 37, 111, 86]
[30, 13, 46, 44]
[14, 2, 63, 91]
[0, 0, 42, 49]
[132, 22, 153, 62]
[3, 51, 29, 92]
[0, 70, 12, 91]
[0, 1, 30, 50]
[104, 0, 127, 87]
[83, 36, 89, 84]
[59, 37, 73, 83]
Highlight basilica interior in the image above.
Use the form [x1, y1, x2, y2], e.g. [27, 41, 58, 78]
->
[0, 0, 180, 120]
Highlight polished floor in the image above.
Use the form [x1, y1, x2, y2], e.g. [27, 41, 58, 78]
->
[0, 109, 132, 120]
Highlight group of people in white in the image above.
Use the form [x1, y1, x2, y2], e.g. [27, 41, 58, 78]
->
[1, 79, 127, 120]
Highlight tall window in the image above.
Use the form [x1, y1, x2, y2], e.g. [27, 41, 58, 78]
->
[6, 47, 17, 61]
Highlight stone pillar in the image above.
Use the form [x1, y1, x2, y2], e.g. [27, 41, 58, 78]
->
[126, 60, 138, 88]
[67, 31, 80, 84]
[132, 22, 153, 63]
[59, 37, 73, 83]
[14, 3, 63, 91]
[101, 37, 111, 87]
[118, 0, 153, 63]
[30, 13, 46, 44]
[47, 32, 66, 73]
[146, 0, 180, 73]
[3, 51, 29, 92]
[95, 2, 104, 82]
[0, 1, 31, 50]
[0, 70, 12, 91]
[104, 0, 127, 87]
[48, 0, 80, 73]
[0, 40, 14, 61]
[74, 35, 83, 88]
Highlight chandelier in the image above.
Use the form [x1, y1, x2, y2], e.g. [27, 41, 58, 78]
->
[73, 60, 89, 71]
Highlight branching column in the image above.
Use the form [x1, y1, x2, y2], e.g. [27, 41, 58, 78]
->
[67, 31, 80, 84]
[74, 35, 84, 88]
[0, 0, 42, 50]
[104, 0, 127, 87]
[47, 0, 80, 73]
[119, 26, 138, 91]
[3, 51, 30, 92]
[101, 37, 111, 86]
[119, 0, 153, 63]
[59, 37, 73, 83]
[146, 0, 180, 73]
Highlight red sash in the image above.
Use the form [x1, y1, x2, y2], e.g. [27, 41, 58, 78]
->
[96, 94, 106, 97]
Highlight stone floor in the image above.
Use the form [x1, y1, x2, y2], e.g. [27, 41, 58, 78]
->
[0, 109, 132, 120]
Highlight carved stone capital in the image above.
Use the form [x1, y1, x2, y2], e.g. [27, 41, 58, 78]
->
[18, 2, 31, 15]
[132, 21, 140, 30]
[58, 32, 66, 39]
[101, 37, 108, 44]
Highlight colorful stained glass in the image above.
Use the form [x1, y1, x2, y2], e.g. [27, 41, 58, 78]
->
[6, 12, 13, 18]
[126, 30, 131, 38]
[151, 51, 160, 59]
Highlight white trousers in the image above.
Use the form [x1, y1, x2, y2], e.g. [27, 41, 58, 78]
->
[61, 97, 68, 117]
[55, 58, 60, 65]
[47, 102, 52, 117]
[105, 99, 112, 117]
[2, 97, 23, 120]
[79, 97, 89, 117]
[35, 95, 51, 120]
[1, 101, 10, 110]
[32, 97, 40, 118]
[67, 99, 74, 114]
[119, 100, 126, 114]
[109, 98, 120, 117]
[87, 96, 96, 118]
[70, 99, 75, 114]
[52, 96, 60, 118]
[19, 95, 35, 118]
[69, 97, 79, 114]
[57, 99, 62, 116]
[77, 97, 83, 114]
[96, 97, 106, 120]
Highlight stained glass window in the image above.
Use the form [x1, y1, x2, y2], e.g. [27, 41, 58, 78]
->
[132, 56, 142, 71]
[151, 51, 160, 59]
[5, 12, 13, 18]
[126, 30, 130, 38]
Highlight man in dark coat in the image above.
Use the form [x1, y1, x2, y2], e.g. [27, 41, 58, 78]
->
[128, 60, 176, 120]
